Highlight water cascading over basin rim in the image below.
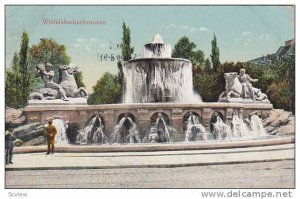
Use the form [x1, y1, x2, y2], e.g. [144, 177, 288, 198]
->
[126, 57, 192, 63]
[123, 33, 202, 103]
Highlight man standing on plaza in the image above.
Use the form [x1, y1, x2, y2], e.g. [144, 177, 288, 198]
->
[5, 128, 16, 164]
[45, 119, 58, 154]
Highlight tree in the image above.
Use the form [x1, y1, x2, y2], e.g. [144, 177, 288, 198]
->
[121, 22, 134, 61]
[210, 34, 220, 71]
[74, 71, 85, 88]
[6, 31, 33, 108]
[30, 38, 71, 83]
[30, 38, 85, 89]
[192, 50, 205, 67]
[5, 52, 23, 108]
[19, 31, 33, 107]
[254, 53, 295, 112]
[87, 73, 121, 104]
[118, 22, 134, 101]
[204, 58, 212, 73]
[117, 61, 123, 85]
[19, 32, 29, 74]
[88, 22, 134, 105]
[172, 36, 196, 60]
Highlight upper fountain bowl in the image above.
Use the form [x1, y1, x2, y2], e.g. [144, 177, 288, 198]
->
[144, 33, 172, 58]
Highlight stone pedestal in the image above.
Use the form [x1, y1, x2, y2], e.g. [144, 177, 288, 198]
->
[202, 108, 212, 131]
[171, 108, 183, 134]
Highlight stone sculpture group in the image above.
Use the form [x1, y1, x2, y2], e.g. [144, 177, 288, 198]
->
[28, 63, 88, 101]
[218, 69, 268, 102]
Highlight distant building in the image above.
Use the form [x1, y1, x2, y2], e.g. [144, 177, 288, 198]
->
[247, 39, 295, 64]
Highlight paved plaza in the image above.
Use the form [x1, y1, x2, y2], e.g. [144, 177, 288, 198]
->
[6, 160, 294, 188]
[5, 142, 294, 188]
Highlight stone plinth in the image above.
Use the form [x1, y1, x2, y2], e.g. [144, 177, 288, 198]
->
[24, 102, 273, 142]
[28, 98, 87, 106]
[219, 98, 270, 104]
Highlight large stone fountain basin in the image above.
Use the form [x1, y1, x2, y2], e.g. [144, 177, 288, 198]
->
[25, 102, 273, 142]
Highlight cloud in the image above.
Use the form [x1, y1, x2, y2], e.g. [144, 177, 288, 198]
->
[257, 33, 270, 41]
[241, 31, 253, 36]
[166, 24, 178, 29]
[76, 38, 88, 43]
[89, 38, 98, 42]
[198, 27, 209, 32]
[235, 31, 270, 46]
[166, 24, 209, 33]
[74, 37, 108, 51]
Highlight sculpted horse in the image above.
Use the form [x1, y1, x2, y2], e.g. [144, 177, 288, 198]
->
[218, 72, 242, 101]
[59, 65, 88, 98]
[28, 65, 88, 100]
[218, 72, 268, 102]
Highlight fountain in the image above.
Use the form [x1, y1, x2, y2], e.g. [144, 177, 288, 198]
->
[76, 115, 107, 144]
[184, 112, 207, 142]
[250, 114, 266, 136]
[212, 115, 231, 140]
[231, 114, 251, 138]
[52, 118, 68, 144]
[110, 114, 141, 144]
[25, 33, 274, 145]
[123, 33, 201, 103]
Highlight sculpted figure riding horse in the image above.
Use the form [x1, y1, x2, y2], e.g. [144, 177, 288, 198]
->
[28, 63, 88, 100]
[218, 69, 268, 102]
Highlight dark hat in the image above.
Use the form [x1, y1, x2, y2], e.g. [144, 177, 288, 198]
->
[6, 128, 14, 135]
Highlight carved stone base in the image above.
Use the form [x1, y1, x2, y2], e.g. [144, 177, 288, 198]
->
[24, 102, 273, 142]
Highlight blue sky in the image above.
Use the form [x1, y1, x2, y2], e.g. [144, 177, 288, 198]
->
[5, 5, 294, 93]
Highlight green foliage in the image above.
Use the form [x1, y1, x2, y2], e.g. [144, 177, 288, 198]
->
[210, 34, 220, 71]
[204, 58, 212, 73]
[117, 61, 123, 85]
[194, 73, 218, 102]
[6, 33, 79, 108]
[253, 53, 295, 112]
[31, 77, 45, 90]
[121, 22, 134, 61]
[172, 36, 197, 61]
[6, 53, 23, 108]
[6, 31, 34, 108]
[192, 50, 205, 67]
[88, 73, 121, 105]
[173, 36, 206, 92]
[267, 81, 292, 111]
[193, 54, 295, 112]
[88, 21, 134, 105]
[74, 71, 85, 88]
[19, 31, 33, 107]
[19, 31, 29, 74]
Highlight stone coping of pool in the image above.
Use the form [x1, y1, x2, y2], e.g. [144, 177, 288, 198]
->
[219, 98, 271, 104]
[25, 102, 273, 111]
[28, 97, 87, 106]
[13, 136, 293, 154]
